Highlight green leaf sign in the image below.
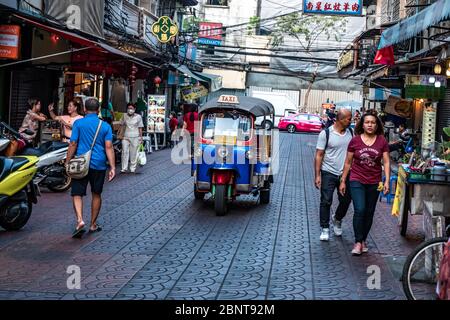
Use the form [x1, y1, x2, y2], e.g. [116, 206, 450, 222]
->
[152, 16, 179, 43]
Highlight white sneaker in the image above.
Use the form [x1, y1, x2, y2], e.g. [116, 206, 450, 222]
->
[320, 228, 330, 241]
[332, 214, 343, 236]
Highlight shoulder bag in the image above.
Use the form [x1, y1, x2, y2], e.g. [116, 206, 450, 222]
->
[66, 120, 103, 179]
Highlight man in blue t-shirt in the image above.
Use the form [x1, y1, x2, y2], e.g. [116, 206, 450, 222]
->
[66, 98, 115, 238]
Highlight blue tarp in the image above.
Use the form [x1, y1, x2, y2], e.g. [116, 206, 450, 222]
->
[378, 0, 450, 49]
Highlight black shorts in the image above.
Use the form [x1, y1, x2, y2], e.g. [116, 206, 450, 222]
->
[71, 168, 107, 197]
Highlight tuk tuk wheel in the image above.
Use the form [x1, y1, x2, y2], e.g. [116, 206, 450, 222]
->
[262, 120, 273, 130]
[215, 185, 228, 216]
[194, 185, 205, 200]
[260, 188, 270, 204]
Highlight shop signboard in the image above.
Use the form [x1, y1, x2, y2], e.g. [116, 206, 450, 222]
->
[392, 165, 407, 218]
[0, 25, 20, 60]
[179, 42, 197, 61]
[147, 95, 167, 133]
[181, 85, 209, 101]
[337, 49, 354, 71]
[152, 16, 179, 43]
[304, 0, 362, 16]
[198, 22, 223, 46]
[44, 0, 105, 38]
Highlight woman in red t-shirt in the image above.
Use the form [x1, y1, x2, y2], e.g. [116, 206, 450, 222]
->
[339, 111, 391, 256]
[183, 104, 199, 157]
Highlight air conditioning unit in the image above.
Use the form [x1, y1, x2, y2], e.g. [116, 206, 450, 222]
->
[366, 5, 378, 29]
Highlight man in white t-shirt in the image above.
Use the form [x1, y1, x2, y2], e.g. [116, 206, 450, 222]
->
[314, 109, 353, 241]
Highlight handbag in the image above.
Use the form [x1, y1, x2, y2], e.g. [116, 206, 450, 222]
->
[117, 124, 125, 140]
[66, 121, 103, 179]
[137, 143, 147, 166]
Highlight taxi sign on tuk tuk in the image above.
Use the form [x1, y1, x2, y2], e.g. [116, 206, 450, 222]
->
[218, 95, 239, 104]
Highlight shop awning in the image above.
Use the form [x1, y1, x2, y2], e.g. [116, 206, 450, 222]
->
[13, 14, 155, 70]
[378, 0, 450, 49]
[171, 63, 205, 82]
[192, 71, 223, 92]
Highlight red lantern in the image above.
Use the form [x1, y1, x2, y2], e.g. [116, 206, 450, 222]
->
[153, 76, 162, 89]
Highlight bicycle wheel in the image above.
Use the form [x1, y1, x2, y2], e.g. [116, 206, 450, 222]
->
[402, 237, 448, 300]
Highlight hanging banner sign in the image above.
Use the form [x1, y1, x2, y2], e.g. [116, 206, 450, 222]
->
[44, 0, 105, 38]
[198, 22, 222, 46]
[304, 0, 363, 16]
[181, 85, 208, 101]
[0, 25, 20, 60]
[152, 16, 179, 43]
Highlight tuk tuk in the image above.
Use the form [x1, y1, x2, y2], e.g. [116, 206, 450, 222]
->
[192, 95, 275, 216]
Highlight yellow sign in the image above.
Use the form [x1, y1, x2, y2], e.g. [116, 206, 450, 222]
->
[181, 85, 208, 100]
[152, 16, 179, 43]
[217, 95, 239, 104]
[392, 165, 407, 217]
[337, 49, 354, 71]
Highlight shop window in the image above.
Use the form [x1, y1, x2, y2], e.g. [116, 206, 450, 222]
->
[207, 0, 228, 6]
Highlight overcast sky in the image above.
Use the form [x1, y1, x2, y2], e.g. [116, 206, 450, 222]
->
[260, 0, 366, 75]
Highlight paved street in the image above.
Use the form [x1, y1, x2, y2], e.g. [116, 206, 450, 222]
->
[0, 132, 423, 300]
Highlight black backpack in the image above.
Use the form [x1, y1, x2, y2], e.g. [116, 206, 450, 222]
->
[324, 127, 354, 150]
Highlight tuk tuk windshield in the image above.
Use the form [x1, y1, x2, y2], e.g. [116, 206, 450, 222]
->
[202, 111, 252, 142]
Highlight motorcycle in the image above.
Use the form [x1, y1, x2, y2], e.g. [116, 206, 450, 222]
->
[0, 155, 39, 230]
[22, 141, 72, 192]
[0, 121, 71, 192]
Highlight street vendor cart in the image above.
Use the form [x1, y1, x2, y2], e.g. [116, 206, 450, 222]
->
[394, 164, 450, 237]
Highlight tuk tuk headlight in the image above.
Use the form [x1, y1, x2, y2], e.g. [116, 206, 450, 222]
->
[245, 150, 255, 160]
[194, 147, 203, 157]
[217, 146, 228, 159]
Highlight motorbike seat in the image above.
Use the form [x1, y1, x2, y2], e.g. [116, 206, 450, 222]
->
[10, 157, 30, 172]
[48, 141, 69, 152]
[0, 157, 14, 182]
[20, 141, 58, 156]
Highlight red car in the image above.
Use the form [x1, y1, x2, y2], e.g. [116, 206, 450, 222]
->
[278, 113, 324, 133]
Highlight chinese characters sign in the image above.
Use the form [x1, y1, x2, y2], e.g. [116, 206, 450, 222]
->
[152, 16, 179, 43]
[0, 25, 20, 60]
[304, 0, 362, 16]
[198, 22, 223, 46]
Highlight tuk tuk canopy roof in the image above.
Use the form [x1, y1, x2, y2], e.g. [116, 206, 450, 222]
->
[200, 96, 275, 117]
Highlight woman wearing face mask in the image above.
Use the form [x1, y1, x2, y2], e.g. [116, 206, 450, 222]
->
[120, 103, 144, 173]
[339, 111, 390, 256]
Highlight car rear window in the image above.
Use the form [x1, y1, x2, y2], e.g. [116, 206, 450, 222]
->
[296, 115, 308, 121]
[309, 115, 321, 122]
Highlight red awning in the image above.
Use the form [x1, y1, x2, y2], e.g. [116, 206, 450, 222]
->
[13, 14, 97, 47]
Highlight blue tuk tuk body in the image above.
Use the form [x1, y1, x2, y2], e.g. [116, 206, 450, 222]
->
[192, 95, 274, 216]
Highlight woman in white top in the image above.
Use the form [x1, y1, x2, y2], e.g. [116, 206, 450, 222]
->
[121, 103, 144, 173]
[48, 100, 84, 142]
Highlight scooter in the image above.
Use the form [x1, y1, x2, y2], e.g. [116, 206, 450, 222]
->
[21, 141, 72, 192]
[0, 156, 39, 230]
[0, 121, 71, 192]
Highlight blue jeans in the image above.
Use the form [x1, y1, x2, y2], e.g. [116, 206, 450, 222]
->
[349, 181, 379, 243]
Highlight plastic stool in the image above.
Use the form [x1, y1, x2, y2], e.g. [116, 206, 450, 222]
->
[379, 175, 397, 204]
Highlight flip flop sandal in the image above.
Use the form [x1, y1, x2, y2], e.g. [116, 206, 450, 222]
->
[72, 223, 86, 238]
[89, 225, 102, 233]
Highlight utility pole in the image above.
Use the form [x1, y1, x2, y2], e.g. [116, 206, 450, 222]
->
[256, 0, 262, 35]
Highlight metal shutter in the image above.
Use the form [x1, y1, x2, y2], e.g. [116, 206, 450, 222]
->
[437, 87, 450, 141]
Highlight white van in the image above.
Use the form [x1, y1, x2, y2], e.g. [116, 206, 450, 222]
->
[250, 91, 298, 129]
